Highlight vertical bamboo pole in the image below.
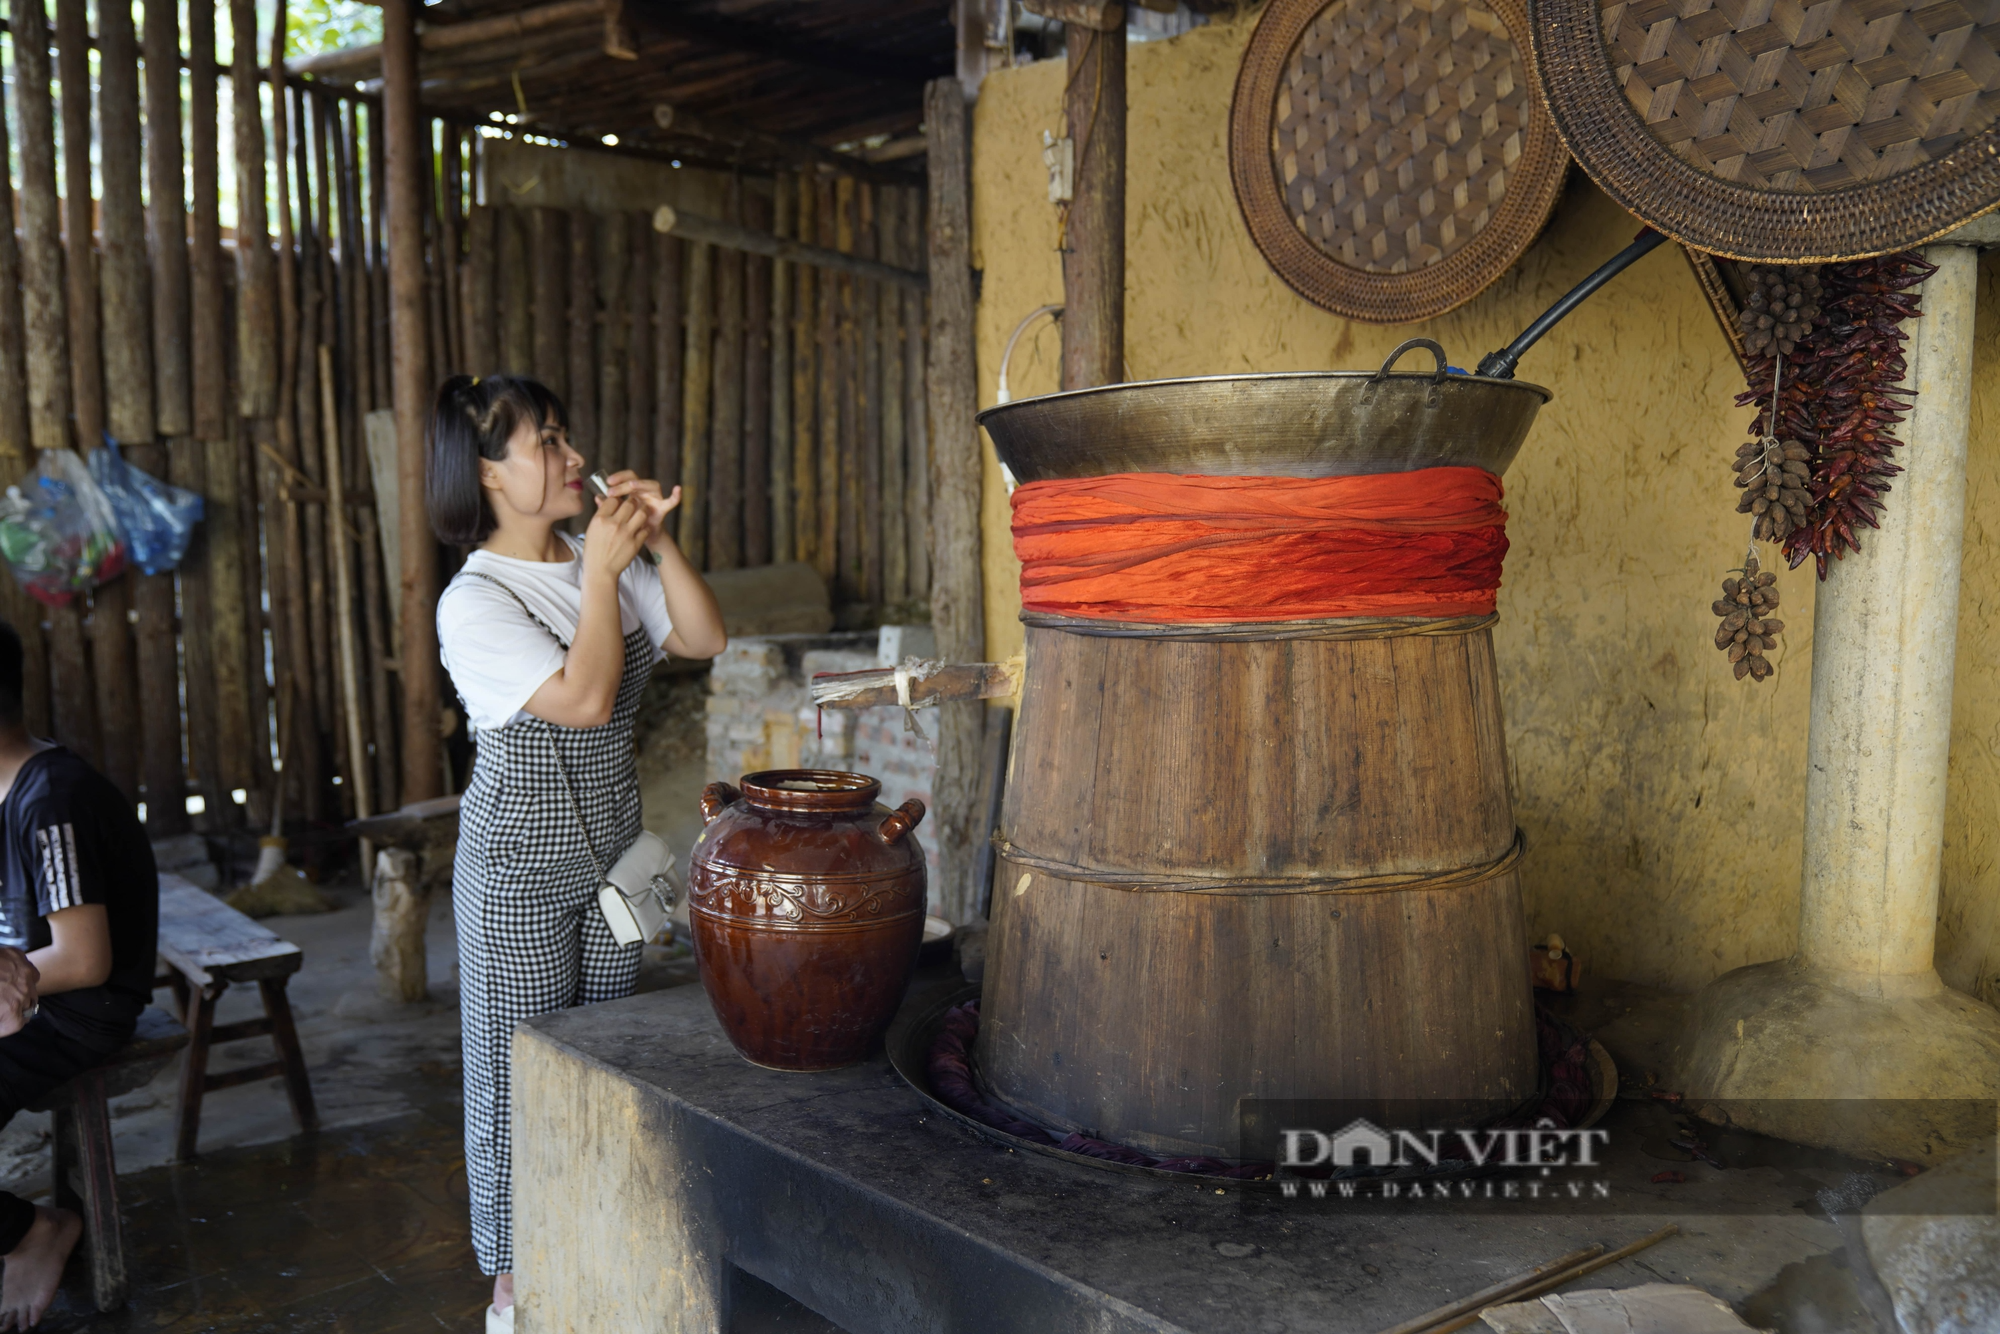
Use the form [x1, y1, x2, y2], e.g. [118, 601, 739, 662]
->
[369, 106, 391, 411]
[904, 185, 930, 602]
[769, 174, 794, 564]
[384, 0, 441, 802]
[652, 232, 684, 511]
[465, 204, 498, 375]
[498, 207, 532, 374]
[791, 173, 817, 568]
[320, 344, 372, 825]
[708, 214, 744, 571]
[880, 188, 908, 605]
[14, 0, 97, 766]
[743, 189, 771, 569]
[440, 130, 465, 376]
[925, 80, 986, 923]
[189, 3, 228, 441]
[241, 0, 286, 817]
[55, 0, 102, 450]
[856, 183, 883, 604]
[679, 241, 713, 565]
[346, 100, 375, 415]
[596, 213, 629, 478]
[295, 90, 334, 771]
[567, 209, 597, 454]
[813, 174, 838, 584]
[236, 0, 277, 419]
[531, 206, 567, 398]
[626, 212, 653, 489]
[0, 30, 48, 736]
[835, 177, 861, 603]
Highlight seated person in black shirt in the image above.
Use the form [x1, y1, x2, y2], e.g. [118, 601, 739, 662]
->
[0, 619, 158, 1329]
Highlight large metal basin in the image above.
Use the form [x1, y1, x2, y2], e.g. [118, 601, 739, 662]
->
[976, 340, 1550, 483]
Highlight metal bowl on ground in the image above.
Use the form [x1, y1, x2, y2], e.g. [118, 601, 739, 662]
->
[976, 341, 1550, 484]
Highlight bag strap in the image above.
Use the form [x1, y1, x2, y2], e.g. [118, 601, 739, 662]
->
[463, 569, 572, 652]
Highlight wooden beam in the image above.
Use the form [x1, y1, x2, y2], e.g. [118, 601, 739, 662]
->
[652, 204, 925, 291]
[288, 0, 611, 78]
[625, 6, 946, 87]
[1060, 21, 1124, 391]
[383, 0, 441, 803]
[649, 103, 915, 186]
[923, 78, 984, 926]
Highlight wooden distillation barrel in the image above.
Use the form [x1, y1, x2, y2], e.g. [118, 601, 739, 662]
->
[975, 348, 1548, 1160]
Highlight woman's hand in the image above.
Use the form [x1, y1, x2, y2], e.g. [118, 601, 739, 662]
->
[599, 471, 683, 553]
[582, 491, 655, 583]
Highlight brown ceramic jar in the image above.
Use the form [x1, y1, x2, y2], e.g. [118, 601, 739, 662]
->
[688, 770, 928, 1071]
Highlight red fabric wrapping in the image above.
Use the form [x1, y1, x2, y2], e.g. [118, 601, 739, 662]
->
[1010, 467, 1508, 622]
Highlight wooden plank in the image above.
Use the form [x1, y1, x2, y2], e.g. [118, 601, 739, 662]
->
[531, 206, 568, 399]
[498, 207, 532, 374]
[790, 173, 817, 568]
[0, 30, 30, 470]
[924, 79, 986, 924]
[145, 0, 192, 435]
[743, 194, 772, 570]
[596, 211, 630, 478]
[813, 174, 838, 585]
[625, 212, 654, 490]
[384, 0, 443, 803]
[708, 209, 744, 571]
[56, 0, 104, 449]
[903, 187, 929, 602]
[880, 187, 908, 606]
[679, 241, 712, 565]
[651, 232, 683, 524]
[465, 204, 498, 375]
[157, 875, 303, 982]
[768, 173, 793, 564]
[83, 10, 151, 461]
[857, 183, 883, 604]
[234, 0, 277, 419]
[567, 209, 598, 457]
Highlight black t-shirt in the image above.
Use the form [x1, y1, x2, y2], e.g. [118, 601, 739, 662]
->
[0, 746, 158, 1051]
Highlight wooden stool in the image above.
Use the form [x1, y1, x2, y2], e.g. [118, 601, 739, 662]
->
[153, 874, 318, 1161]
[25, 1007, 188, 1312]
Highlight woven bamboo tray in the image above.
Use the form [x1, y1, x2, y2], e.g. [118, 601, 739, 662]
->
[1530, 0, 2000, 262]
[1228, 0, 1570, 324]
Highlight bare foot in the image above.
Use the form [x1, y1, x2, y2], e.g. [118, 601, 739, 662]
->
[493, 1272, 515, 1314]
[0, 1205, 79, 1329]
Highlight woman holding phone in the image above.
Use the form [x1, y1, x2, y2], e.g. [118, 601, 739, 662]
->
[426, 374, 726, 1329]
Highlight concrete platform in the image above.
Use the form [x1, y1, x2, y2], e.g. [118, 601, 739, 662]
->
[513, 976, 1900, 1334]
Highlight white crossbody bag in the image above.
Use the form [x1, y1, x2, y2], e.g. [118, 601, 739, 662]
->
[465, 570, 678, 946]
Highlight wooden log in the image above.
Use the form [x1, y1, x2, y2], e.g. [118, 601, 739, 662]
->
[498, 207, 532, 374]
[624, 212, 653, 488]
[791, 174, 817, 568]
[145, 0, 192, 435]
[56, 0, 103, 449]
[0, 44, 31, 468]
[235, 0, 277, 419]
[813, 175, 838, 585]
[768, 174, 794, 564]
[567, 209, 598, 456]
[14, 0, 73, 455]
[924, 79, 985, 924]
[903, 189, 929, 602]
[370, 846, 428, 1002]
[465, 204, 498, 375]
[809, 661, 1019, 710]
[652, 231, 684, 520]
[531, 206, 568, 399]
[596, 212, 629, 479]
[835, 177, 861, 604]
[880, 187, 908, 606]
[708, 221, 744, 571]
[384, 0, 443, 803]
[650, 204, 927, 291]
[320, 344, 373, 825]
[678, 241, 712, 565]
[857, 184, 883, 604]
[743, 195, 772, 570]
[1060, 21, 1125, 392]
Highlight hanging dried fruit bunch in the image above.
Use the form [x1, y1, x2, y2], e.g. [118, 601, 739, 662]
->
[1734, 435, 1811, 542]
[1733, 253, 1934, 578]
[1736, 266, 1822, 357]
[1713, 555, 1783, 682]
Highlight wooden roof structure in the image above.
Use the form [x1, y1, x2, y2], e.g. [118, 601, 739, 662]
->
[291, 0, 953, 174]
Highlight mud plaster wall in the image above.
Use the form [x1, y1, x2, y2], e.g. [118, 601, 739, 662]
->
[968, 13, 2000, 1000]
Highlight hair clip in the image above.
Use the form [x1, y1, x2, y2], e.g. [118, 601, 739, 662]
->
[469, 375, 482, 387]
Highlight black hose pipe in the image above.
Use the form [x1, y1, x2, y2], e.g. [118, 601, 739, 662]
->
[1475, 228, 1667, 380]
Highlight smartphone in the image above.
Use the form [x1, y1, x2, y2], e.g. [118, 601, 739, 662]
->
[589, 472, 662, 566]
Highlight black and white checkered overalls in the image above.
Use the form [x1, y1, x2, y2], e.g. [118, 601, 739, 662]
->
[452, 611, 652, 1275]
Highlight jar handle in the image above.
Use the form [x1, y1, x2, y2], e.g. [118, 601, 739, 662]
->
[880, 799, 927, 844]
[700, 782, 742, 822]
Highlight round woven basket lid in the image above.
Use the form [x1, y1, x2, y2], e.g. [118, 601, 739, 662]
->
[1529, 0, 2000, 262]
[1228, 0, 1570, 324]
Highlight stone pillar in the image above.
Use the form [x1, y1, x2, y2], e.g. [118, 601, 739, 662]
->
[1677, 242, 2000, 1164]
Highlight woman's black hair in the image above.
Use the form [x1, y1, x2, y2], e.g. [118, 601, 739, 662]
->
[426, 374, 569, 546]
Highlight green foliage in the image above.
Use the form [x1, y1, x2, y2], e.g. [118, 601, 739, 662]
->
[286, 0, 381, 58]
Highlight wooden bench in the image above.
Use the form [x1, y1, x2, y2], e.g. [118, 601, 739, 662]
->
[152, 873, 318, 1161]
[26, 1006, 188, 1312]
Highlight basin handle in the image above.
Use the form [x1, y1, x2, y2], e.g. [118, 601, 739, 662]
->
[700, 782, 742, 822]
[1366, 337, 1449, 406]
[880, 799, 927, 844]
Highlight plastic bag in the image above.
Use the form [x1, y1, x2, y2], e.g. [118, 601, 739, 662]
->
[89, 436, 204, 575]
[0, 450, 128, 606]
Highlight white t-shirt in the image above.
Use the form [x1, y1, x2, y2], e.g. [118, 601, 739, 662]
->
[436, 533, 674, 731]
